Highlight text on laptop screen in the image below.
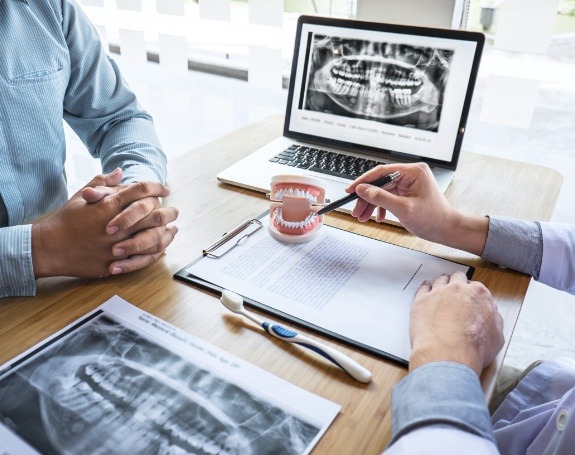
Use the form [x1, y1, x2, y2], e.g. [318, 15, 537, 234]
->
[286, 21, 481, 167]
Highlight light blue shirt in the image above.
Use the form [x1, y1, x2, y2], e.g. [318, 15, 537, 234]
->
[385, 216, 575, 454]
[0, 0, 166, 297]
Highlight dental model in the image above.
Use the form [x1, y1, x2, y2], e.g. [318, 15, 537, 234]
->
[268, 175, 326, 243]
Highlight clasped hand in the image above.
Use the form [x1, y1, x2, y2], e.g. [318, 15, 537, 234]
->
[32, 168, 178, 278]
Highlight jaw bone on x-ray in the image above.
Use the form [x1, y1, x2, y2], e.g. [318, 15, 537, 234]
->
[305, 36, 454, 132]
[0, 314, 321, 455]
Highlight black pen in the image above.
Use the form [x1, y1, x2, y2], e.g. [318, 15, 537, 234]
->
[317, 171, 401, 215]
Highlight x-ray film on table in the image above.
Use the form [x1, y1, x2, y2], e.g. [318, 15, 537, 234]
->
[0, 296, 339, 455]
[182, 214, 473, 364]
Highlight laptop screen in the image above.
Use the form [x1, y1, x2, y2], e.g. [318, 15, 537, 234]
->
[284, 16, 484, 170]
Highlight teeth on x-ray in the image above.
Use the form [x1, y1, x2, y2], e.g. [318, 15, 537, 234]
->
[305, 37, 453, 130]
[316, 56, 437, 118]
[37, 358, 251, 455]
[1, 315, 322, 455]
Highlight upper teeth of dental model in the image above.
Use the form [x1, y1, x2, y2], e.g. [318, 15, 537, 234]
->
[273, 188, 318, 204]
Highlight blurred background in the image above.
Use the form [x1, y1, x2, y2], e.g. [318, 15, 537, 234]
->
[68, 0, 575, 369]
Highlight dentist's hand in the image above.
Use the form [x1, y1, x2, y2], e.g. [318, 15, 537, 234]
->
[409, 272, 504, 376]
[347, 163, 489, 256]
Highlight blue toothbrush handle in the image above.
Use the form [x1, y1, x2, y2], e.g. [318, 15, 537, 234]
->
[262, 322, 372, 383]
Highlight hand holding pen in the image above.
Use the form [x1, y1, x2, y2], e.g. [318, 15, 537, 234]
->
[318, 171, 401, 216]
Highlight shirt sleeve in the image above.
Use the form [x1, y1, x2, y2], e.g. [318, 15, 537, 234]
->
[0, 225, 36, 298]
[383, 428, 499, 455]
[60, 0, 167, 184]
[537, 222, 575, 294]
[481, 215, 543, 278]
[385, 362, 496, 452]
[482, 216, 575, 294]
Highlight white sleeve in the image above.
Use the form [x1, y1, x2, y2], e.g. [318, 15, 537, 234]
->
[383, 428, 500, 455]
[539, 222, 575, 294]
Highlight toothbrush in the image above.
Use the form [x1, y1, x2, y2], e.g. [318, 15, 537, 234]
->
[220, 290, 372, 383]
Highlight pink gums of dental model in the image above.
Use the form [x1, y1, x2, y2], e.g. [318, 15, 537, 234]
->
[268, 175, 326, 243]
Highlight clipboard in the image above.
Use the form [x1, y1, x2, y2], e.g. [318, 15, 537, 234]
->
[174, 212, 474, 367]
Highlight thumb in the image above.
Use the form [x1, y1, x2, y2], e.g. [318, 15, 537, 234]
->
[356, 183, 402, 213]
[78, 168, 123, 203]
[103, 167, 123, 186]
[81, 186, 116, 203]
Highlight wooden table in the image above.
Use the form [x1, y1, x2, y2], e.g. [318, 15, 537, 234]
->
[0, 115, 563, 454]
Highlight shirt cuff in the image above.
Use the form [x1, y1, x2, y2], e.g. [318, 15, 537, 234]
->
[390, 362, 495, 447]
[0, 224, 37, 298]
[538, 222, 575, 294]
[482, 215, 542, 279]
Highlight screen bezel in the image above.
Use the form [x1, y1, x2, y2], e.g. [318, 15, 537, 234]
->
[283, 15, 485, 170]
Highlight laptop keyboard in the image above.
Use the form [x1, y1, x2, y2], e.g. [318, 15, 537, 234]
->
[269, 144, 386, 180]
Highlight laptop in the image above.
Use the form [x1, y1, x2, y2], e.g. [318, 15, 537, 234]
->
[218, 15, 484, 219]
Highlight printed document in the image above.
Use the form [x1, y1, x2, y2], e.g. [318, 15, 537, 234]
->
[185, 215, 471, 362]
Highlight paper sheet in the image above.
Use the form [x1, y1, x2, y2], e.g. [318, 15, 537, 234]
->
[0, 296, 339, 455]
[185, 215, 472, 362]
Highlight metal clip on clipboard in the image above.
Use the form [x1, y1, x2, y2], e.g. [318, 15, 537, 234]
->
[202, 219, 263, 258]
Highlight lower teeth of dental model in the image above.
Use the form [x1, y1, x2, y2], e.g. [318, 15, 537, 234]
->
[274, 209, 317, 230]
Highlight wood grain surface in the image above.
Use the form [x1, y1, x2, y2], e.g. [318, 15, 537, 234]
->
[0, 115, 563, 454]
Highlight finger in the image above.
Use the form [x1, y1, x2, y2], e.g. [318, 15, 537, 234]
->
[351, 198, 371, 218]
[109, 181, 170, 210]
[414, 279, 432, 298]
[432, 273, 451, 287]
[103, 167, 123, 186]
[351, 198, 378, 222]
[106, 197, 160, 234]
[448, 271, 469, 284]
[113, 225, 178, 256]
[133, 206, 179, 231]
[109, 251, 164, 275]
[357, 202, 378, 222]
[82, 185, 119, 203]
[355, 183, 400, 214]
[120, 206, 179, 236]
[375, 206, 387, 223]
